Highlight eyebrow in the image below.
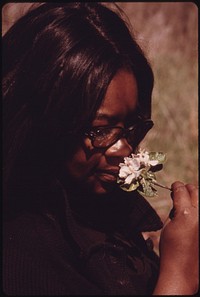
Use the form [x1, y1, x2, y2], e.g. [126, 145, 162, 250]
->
[95, 110, 141, 120]
[94, 113, 120, 124]
[95, 113, 116, 120]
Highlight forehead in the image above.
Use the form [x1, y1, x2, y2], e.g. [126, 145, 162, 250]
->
[96, 69, 138, 120]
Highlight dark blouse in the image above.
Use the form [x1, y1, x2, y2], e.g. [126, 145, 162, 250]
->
[3, 180, 163, 295]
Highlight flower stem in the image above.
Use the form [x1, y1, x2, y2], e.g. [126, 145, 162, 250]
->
[151, 180, 172, 191]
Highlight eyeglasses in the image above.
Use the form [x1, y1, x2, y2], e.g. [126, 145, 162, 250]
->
[84, 117, 154, 149]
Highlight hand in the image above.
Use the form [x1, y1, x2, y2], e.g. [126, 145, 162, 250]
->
[155, 181, 199, 295]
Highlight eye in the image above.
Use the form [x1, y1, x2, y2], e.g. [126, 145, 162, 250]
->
[95, 127, 111, 137]
[125, 116, 140, 128]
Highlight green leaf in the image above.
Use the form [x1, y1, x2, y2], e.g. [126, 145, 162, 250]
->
[138, 187, 158, 197]
[120, 181, 139, 192]
[146, 171, 156, 180]
[149, 152, 166, 164]
[138, 176, 158, 197]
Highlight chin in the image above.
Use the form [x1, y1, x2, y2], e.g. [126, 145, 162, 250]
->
[91, 180, 117, 195]
[81, 176, 117, 196]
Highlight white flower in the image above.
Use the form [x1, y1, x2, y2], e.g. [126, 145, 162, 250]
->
[117, 148, 168, 197]
[134, 149, 150, 166]
[119, 156, 142, 184]
[149, 159, 159, 166]
[124, 173, 137, 184]
[132, 149, 159, 167]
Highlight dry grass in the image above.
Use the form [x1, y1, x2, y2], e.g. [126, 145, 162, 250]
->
[116, 2, 198, 254]
[2, 2, 198, 254]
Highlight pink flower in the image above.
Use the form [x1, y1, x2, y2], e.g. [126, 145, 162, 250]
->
[117, 149, 169, 196]
[119, 156, 142, 184]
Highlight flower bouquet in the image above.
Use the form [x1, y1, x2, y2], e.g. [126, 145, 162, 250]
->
[117, 149, 171, 197]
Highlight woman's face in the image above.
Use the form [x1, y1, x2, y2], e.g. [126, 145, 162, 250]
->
[65, 69, 139, 195]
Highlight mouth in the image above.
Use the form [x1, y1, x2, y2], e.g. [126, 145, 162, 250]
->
[95, 169, 119, 183]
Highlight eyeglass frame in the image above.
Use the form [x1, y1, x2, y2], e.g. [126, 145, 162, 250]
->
[84, 116, 154, 149]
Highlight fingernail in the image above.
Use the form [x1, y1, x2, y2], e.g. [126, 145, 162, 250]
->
[174, 185, 185, 192]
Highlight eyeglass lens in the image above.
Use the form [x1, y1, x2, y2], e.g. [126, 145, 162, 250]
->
[92, 120, 153, 148]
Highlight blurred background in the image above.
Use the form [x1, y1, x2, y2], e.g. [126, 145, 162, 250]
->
[2, 2, 198, 254]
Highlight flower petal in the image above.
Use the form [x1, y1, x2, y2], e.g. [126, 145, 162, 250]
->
[149, 160, 159, 166]
[125, 173, 136, 184]
[119, 166, 132, 177]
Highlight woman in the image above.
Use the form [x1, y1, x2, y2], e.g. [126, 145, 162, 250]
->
[3, 3, 198, 295]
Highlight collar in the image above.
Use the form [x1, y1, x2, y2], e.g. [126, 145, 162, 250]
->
[55, 180, 163, 258]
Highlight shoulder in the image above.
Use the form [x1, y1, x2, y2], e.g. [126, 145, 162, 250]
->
[3, 212, 71, 261]
[3, 212, 100, 295]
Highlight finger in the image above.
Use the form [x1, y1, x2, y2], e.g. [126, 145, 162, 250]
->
[185, 184, 199, 208]
[171, 181, 192, 211]
[169, 207, 175, 220]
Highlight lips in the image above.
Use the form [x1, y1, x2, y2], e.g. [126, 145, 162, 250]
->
[95, 169, 119, 183]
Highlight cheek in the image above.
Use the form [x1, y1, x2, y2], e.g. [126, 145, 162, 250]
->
[65, 146, 101, 181]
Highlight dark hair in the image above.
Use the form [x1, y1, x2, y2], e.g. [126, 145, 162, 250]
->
[3, 3, 154, 214]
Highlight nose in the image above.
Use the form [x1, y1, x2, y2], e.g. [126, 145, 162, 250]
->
[105, 138, 133, 163]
